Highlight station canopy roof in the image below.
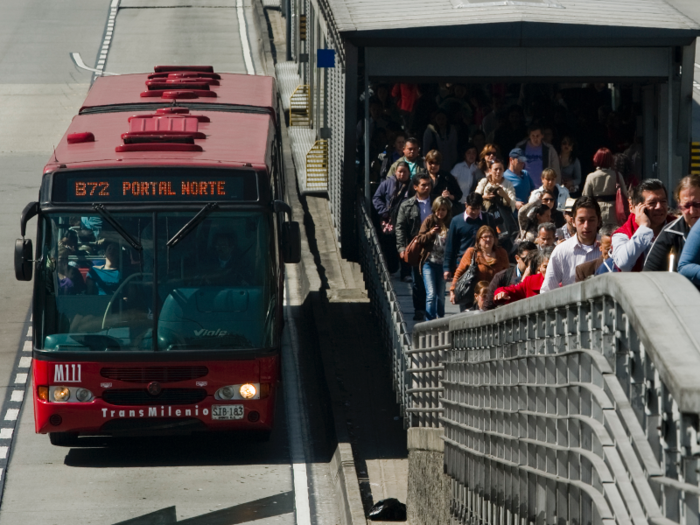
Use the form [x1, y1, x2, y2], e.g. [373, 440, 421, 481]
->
[326, 0, 700, 46]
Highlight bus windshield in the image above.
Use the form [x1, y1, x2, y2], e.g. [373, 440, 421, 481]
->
[38, 210, 277, 352]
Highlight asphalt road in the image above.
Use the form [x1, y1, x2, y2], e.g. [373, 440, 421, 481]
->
[0, 1, 337, 524]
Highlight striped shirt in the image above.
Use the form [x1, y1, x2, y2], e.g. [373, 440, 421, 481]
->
[541, 235, 602, 292]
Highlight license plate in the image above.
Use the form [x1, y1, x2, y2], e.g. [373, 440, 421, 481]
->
[211, 405, 244, 420]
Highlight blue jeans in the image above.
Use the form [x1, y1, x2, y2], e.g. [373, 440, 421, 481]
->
[422, 261, 445, 320]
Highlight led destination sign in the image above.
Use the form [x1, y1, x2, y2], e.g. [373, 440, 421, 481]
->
[51, 168, 258, 203]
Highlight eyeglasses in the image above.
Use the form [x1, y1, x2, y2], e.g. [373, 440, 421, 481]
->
[541, 198, 554, 203]
[680, 202, 700, 211]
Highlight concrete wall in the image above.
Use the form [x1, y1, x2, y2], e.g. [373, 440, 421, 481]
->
[407, 428, 451, 525]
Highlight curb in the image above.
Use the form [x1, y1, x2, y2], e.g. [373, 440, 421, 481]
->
[255, 3, 367, 523]
[331, 442, 367, 525]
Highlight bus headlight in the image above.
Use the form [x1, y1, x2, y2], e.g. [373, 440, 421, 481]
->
[53, 386, 70, 402]
[239, 384, 257, 399]
[214, 383, 260, 400]
[75, 388, 94, 402]
[217, 386, 236, 400]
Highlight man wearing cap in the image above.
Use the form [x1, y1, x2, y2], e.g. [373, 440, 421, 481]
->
[556, 198, 577, 242]
[503, 148, 534, 210]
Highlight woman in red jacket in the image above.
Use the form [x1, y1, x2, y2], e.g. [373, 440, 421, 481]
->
[493, 250, 552, 305]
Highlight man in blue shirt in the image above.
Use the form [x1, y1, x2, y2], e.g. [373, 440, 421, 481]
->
[503, 148, 533, 210]
[443, 193, 492, 280]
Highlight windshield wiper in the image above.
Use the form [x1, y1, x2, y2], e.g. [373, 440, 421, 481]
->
[167, 202, 218, 248]
[92, 204, 143, 251]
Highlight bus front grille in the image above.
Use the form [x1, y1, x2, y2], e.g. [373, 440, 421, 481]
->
[102, 389, 207, 405]
[100, 366, 209, 383]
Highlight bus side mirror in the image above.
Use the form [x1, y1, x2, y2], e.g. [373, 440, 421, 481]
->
[282, 221, 301, 264]
[15, 238, 33, 281]
[20, 202, 39, 237]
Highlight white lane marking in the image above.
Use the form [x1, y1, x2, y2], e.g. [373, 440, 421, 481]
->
[0, 448, 8, 460]
[293, 463, 311, 523]
[22, 341, 31, 352]
[0, 429, 13, 440]
[10, 391, 23, 403]
[86, 0, 121, 80]
[14, 374, 27, 385]
[17, 357, 31, 369]
[282, 283, 312, 525]
[236, 0, 255, 75]
[70, 52, 119, 77]
[26, 328, 31, 337]
[4, 410, 18, 422]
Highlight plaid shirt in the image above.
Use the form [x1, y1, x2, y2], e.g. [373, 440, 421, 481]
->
[541, 235, 602, 292]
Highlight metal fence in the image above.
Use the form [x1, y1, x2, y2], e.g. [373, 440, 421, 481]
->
[411, 272, 700, 525]
[358, 201, 412, 420]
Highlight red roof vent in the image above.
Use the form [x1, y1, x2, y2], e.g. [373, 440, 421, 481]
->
[140, 90, 217, 99]
[128, 109, 210, 123]
[145, 81, 211, 91]
[147, 77, 220, 86]
[115, 114, 205, 153]
[122, 133, 198, 144]
[67, 132, 95, 144]
[148, 72, 221, 81]
[154, 65, 214, 73]
[116, 143, 203, 153]
[155, 107, 190, 115]
[122, 130, 206, 141]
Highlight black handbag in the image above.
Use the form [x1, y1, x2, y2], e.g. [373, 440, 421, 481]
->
[453, 249, 478, 306]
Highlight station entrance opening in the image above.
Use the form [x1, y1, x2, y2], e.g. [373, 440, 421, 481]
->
[358, 44, 696, 204]
[361, 79, 652, 196]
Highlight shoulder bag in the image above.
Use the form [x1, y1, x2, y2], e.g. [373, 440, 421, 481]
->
[453, 249, 478, 306]
[401, 236, 423, 267]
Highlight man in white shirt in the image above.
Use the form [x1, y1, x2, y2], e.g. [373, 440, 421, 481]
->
[450, 144, 481, 202]
[541, 197, 602, 292]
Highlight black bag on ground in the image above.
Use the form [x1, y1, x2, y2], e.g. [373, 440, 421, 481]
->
[368, 498, 407, 521]
[453, 249, 478, 306]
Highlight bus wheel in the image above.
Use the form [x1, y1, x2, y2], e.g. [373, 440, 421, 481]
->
[49, 432, 80, 447]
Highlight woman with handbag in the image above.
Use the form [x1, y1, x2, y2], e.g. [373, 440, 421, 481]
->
[373, 162, 412, 278]
[581, 147, 629, 227]
[414, 197, 452, 320]
[450, 225, 509, 308]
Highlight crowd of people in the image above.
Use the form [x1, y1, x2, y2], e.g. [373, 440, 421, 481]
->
[367, 82, 700, 321]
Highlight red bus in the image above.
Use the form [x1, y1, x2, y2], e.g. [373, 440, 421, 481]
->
[14, 66, 300, 445]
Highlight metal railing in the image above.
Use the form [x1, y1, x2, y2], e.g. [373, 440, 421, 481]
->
[358, 201, 412, 421]
[411, 272, 700, 525]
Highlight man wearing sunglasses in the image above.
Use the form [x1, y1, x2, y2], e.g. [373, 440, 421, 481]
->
[612, 179, 675, 272]
[644, 174, 700, 272]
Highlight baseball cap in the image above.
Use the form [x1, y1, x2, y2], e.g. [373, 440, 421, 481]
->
[508, 148, 527, 163]
[560, 197, 576, 213]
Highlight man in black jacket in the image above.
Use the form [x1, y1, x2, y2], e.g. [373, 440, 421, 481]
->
[483, 241, 536, 310]
[396, 173, 434, 320]
[644, 174, 700, 272]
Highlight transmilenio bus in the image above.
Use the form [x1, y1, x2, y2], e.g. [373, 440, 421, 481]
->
[14, 66, 300, 445]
